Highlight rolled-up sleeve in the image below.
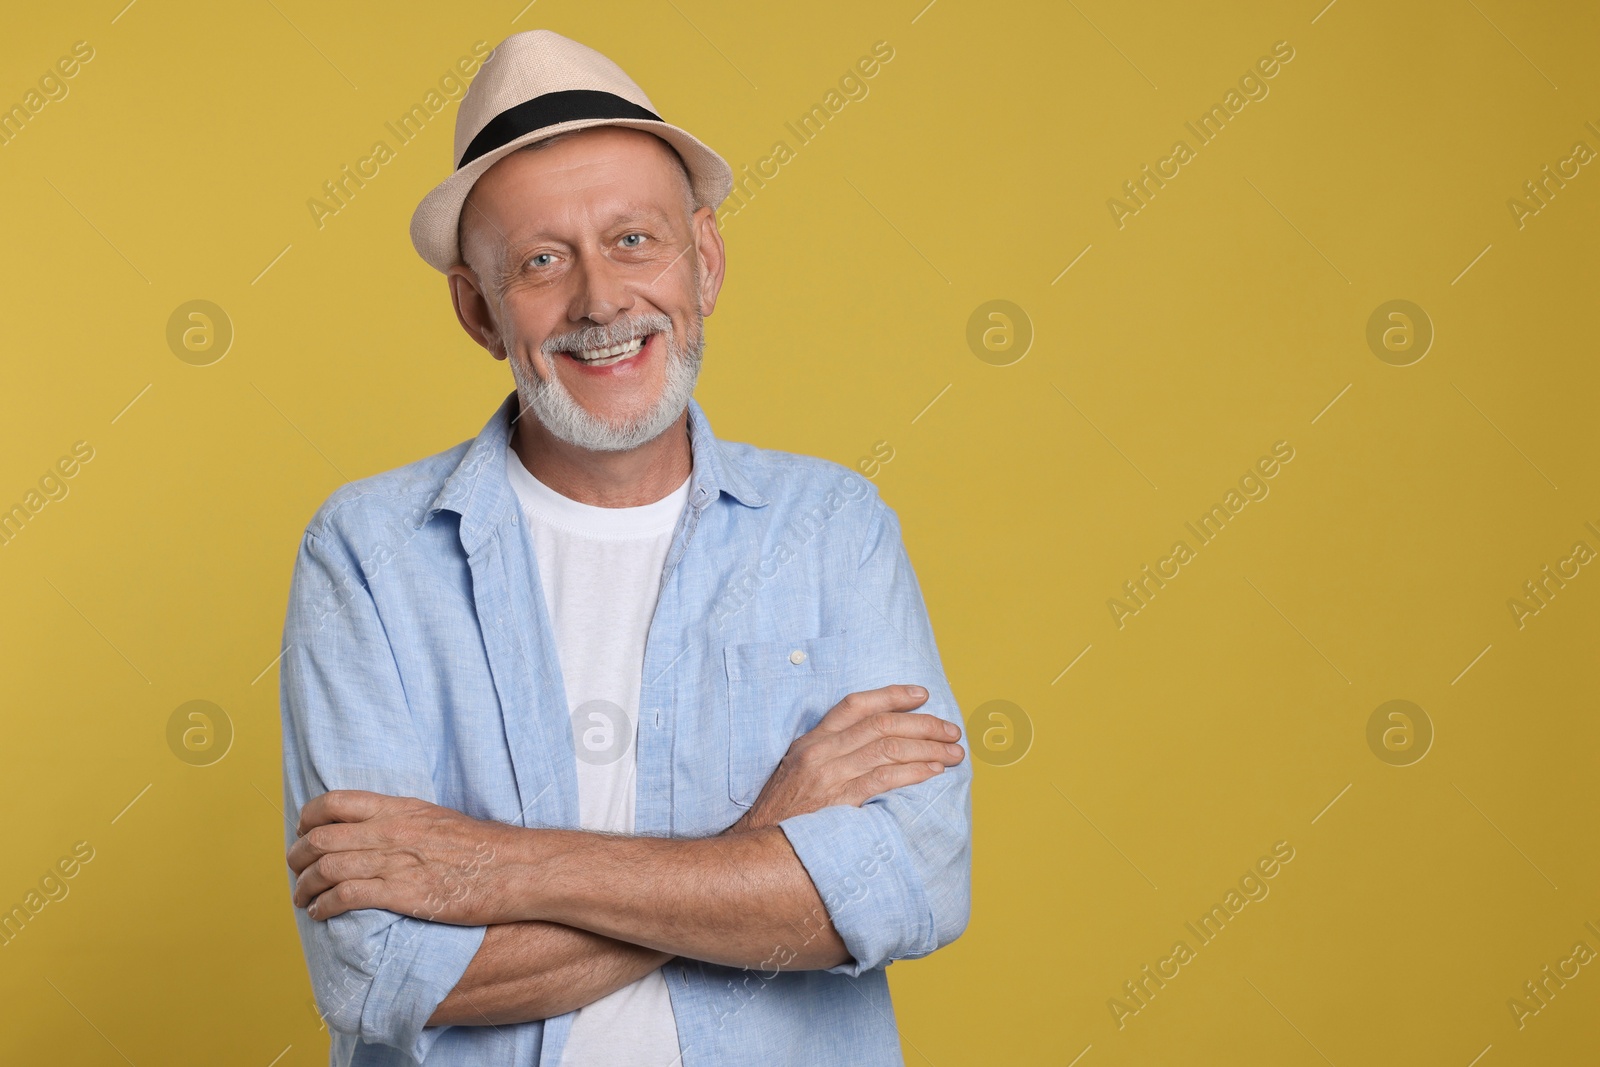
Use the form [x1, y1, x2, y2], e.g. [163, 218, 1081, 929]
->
[777, 494, 973, 975]
[279, 520, 486, 1062]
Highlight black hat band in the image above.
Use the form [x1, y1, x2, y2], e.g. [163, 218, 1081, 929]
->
[457, 89, 664, 169]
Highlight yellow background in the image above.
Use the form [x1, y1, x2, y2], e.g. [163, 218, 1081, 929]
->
[2, 0, 1596, 1063]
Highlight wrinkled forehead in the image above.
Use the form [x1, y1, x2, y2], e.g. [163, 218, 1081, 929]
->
[459, 127, 692, 260]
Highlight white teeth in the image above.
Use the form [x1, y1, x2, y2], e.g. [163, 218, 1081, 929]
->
[568, 335, 647, 366]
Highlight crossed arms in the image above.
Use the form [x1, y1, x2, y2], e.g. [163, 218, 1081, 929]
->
[279, 496, 971, 1057]
[288, 685, 963, 1025]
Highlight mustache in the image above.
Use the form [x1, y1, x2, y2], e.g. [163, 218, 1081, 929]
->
[542, 313, 674, 355]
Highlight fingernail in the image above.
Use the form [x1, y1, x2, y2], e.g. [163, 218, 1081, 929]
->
[909, 686, 927, 699]
[927, 762, 944, 773]
[946, 744, 963, 758]
[943, 722, 959, 739]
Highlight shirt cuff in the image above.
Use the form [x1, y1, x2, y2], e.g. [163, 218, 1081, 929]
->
[778, 802, 933, 976]
[359, 916, 487, 1061]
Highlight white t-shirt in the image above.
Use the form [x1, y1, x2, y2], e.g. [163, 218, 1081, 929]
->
[505, 445, 690, 1067]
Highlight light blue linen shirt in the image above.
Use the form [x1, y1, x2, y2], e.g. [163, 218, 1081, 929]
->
[278, 390, 972, 1066]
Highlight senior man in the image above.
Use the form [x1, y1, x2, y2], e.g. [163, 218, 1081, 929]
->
[278, 28, 971, 1067]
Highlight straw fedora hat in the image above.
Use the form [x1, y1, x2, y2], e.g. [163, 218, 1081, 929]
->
[409, 29, 734, 274]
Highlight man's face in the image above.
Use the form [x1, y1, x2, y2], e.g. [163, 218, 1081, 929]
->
[452, 126, 722, 452]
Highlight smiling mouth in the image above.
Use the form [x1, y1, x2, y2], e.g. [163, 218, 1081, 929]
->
[560, 333, 653, 368]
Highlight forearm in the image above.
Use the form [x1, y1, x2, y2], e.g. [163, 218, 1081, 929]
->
[427, 920, 671, 1026]
[506, 826, 849, 970]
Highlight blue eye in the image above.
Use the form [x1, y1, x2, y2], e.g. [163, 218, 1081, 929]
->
[620, 233, 645, 248]
[529, 253, 554, 268]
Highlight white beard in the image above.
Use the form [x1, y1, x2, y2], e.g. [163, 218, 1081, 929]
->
[508, 305, 704, 454]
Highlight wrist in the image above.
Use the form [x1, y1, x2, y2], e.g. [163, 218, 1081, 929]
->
[492, 825, 557, 924]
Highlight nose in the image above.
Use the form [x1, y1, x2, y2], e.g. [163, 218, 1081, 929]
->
[566, 248, 634, 325]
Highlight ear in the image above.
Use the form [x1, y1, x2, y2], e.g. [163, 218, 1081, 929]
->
[447, 265, 506, 361]
[690, 205, 726, 317]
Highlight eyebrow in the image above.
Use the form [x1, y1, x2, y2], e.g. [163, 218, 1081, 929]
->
[609, 204, 676, 227]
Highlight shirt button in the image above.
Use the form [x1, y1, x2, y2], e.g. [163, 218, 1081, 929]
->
[789, 649, 806, 665]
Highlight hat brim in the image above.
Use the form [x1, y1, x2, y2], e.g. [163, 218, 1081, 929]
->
[409, 117, 734, 275]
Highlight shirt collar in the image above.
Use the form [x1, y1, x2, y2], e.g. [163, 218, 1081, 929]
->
[684, 393, 769, 511]
[426, 391, 768, 553]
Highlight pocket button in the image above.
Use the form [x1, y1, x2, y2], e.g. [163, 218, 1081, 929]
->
[789, 649, 807, 665]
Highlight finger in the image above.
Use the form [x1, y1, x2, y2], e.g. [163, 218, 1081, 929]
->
[295, 789, 387, 837]
[837, 710, 961, 753]
[816, 686, 929, 734]
[847, 737, 965, 778]
[840, 760, 947, 806]
[305, 878, 387, 922]
[286, 822, 368, 876]
[293, 850, 389, 908]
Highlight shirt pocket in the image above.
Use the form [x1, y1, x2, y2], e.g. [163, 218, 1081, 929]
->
[723, 633, 854, 809]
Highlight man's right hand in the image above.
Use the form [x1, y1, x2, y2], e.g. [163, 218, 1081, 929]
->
[727, 685, 965, 833]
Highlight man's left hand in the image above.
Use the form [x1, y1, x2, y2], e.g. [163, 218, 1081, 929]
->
[288, 790, 522, 925]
